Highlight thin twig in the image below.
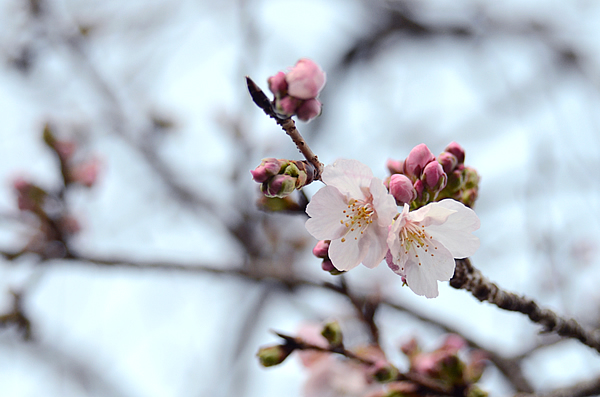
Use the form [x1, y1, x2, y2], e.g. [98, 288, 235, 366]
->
[450, 258, 600, 354]
[245, 77, 324, 180]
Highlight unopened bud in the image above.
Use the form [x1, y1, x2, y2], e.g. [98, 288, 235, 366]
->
[251, 158, 283, 183]
[286, 58, 326, 100]
[262, 174, 296, 198]
[444, 141, 465, 164]
[312, 240, 330, 259]
[321, 321, 343, 347]
[322, 259, 344, 275]
[413, 179, 428, 202]
[441, 334, 467, 354]
[372, 361, 399, 383]
[389, 174, 416, 205]
[268, 71, 288, 95]
[404, 144, 435, 179]
[422, 161, 447, 192]
[438, 152, 458, 173]
[277, 96, 301, 117]
[70, 158, 100, 188]
[400, 338, 419, 357]
[386, 159, 404, 175]
[296, 98, 322, 122]
[257, 344, 293, 367]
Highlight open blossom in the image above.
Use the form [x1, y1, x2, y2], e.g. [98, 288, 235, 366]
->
[386, 199, 480, 298]
[306, 159, 397, 271]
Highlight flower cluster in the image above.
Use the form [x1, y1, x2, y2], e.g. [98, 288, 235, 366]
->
[397, 335, 488, 396]
[10, 124, 101, 259]
[268, 58, 326, 122]
[386, 142, 480, 209]
[306, 157, 480, 298]
[251, 158, 316, 198]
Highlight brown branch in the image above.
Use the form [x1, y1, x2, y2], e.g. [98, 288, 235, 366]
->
[245, 77, 324, 180]
[274, 331, 454, 396]
[450, 258, 600, 354]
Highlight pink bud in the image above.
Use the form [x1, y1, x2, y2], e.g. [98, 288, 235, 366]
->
[312, 240, 330, 259]
[71, 158, 100, 187]
[54, 140, 76, 161]
[444, 141, 465, 164]
[386, 158, 404, 175]
[267, 71, 288, 95]
[389, 174, 416, 205]
[400, 338, 419, 357]
[295, 99, 322, 122]
[277, 96, 300, 116]
[251, 158, 281, 183]
[321, 259, 336, 272]
[422, 161, 447, 191]
[286, 58, 326, 100]
[404, 143, 435, 179]
[413, 179, 425, 199]
[437, 152, 458, 173]
[441, 334, 467, 354]
[263, 174, 295, 198]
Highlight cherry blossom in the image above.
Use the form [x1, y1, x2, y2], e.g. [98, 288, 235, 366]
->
[305, 159, 397, 271]
[386, 199, 480, 298]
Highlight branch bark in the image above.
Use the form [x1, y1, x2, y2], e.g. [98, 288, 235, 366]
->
[450, 258, 600, 354]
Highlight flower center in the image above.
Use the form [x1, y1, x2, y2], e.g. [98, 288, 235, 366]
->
[400, 222, 439, 266]
[339, 198, 374, 242]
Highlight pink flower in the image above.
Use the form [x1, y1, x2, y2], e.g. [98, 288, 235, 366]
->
[386, 199, 480, 298]
[306, 159, 397, 271]
[286, 58, 326, 99]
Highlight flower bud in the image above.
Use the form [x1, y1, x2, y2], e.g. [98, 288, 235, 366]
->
[321, 321, 344, 348]
[400, 338, 419, 357]
[413, 179, 427, 202]
[268, 71, 288, 95]
[257, 344, 293, 367]
[444, 141, 465, 164]
[70, 158, 100, 188]
[296, 98, 322, 122]
[389, 174, 416, 205]
[440, 334, 467, 355]
[262, 174, 296, 198]
[371, 361, 399, 383]
[251, 158, 283, 183]
[404, 143, 435, 179]
[422, 161, 447, 192]
[312, 240, 330, 259]
[277, 96, 301, 117]
[386, 159, 404, 175]
[286, 58, 326, 100]
[322, 259, 344, 275]
[437, 152, 458, 173]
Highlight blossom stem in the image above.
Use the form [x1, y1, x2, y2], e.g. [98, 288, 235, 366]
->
[245, 76, 324, 180]
[450, 258, 600, 354]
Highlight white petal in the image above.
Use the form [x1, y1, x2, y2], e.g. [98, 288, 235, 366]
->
[360, 225, 388, 268]
[404, 243, 455, 298]
[426, 200, 480, 258]
[409, 201, 455, 226]
[328, 237, 366, 271]
[305, 186, 347, 240]
[369, 177, 398, 228]
[322, 159, 373, 198]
